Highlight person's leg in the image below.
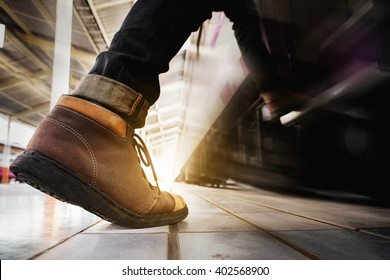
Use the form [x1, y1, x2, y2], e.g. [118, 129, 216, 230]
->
[73, 0, 215, 127]
[373, 0, 390, 72]
[221, 0, 278, 92]
[74, 0, 289, 123]
[11, 0, 218, 228]
[222, 0, 308, 121]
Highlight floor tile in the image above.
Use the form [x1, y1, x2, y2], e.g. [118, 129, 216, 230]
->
[296, 209, 390, 229]
[228, 189, 373, 212]
[210, 201, 274, 213]
[239, 212, 338, 231]
[274, 229, 390, 259]
[179, 194, 225, 214]
[0, 237, 63, 260]
[3, 182, 390, 260]
[85, 220, 169, 234]
[179, 232, 309, 260]
[361, 228, 390, 239]
[178, 213, 257, 232]
[0, 184, 100, 259]
[0, 185, 100, 239]
[35, 233, 168, 260]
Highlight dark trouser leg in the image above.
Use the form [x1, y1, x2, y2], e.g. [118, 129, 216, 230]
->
[73, 0, 215, 126]
[223, 0, 278, 92]
[373, 0, 390, 71]
[73, 0, 275, 126]
[89, 0, 214, 104]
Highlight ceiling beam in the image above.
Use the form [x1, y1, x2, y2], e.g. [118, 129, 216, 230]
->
[147, 127, 179, 139]
[0, 91, 31, 111]
[0, 77, 24, 90]
[11, 103, 49, 119]
[6, 31, 50, 71]
[73, 5, 100, 53]
[150, 138, 178, 150]
[86, 0, 111, 46]
[0, 53, 51, 99]
[31, 0, 55, 30]
[16, 31, 96, 63]
[0, 1, 32, 35]
[149, 134, 178, 145]
[95, 0, 133, 10]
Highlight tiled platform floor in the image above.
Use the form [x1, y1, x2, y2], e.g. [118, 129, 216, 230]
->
[1, 182, 390, 260]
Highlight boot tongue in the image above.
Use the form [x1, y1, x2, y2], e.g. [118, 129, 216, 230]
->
[132, 133, 160, 194]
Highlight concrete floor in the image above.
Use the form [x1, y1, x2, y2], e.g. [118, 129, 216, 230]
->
[1, 182, 390, 260]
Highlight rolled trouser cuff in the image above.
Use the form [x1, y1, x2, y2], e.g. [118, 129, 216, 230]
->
[71, 74, 150, 128]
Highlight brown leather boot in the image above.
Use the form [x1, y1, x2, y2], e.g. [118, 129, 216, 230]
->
[10, 95, 188, 228]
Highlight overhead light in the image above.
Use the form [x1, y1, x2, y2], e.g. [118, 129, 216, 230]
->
[0, 24, 5, 48]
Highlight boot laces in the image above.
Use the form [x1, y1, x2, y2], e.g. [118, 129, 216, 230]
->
[132, 133, 160, 193]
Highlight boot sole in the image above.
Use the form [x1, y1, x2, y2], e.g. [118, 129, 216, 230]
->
[10, 150, 188, 228]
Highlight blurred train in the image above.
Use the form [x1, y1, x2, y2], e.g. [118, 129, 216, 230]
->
[176, 0, 390, 202]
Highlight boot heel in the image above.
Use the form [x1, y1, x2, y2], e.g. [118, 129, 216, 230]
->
[11, 151, 94, 205]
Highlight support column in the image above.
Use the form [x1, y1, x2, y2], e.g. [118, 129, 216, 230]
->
[0, 23, 5, 48]
[1, 25, 11, 183]
[50, 0, 73, 109]
[1, 117, 11, 184]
